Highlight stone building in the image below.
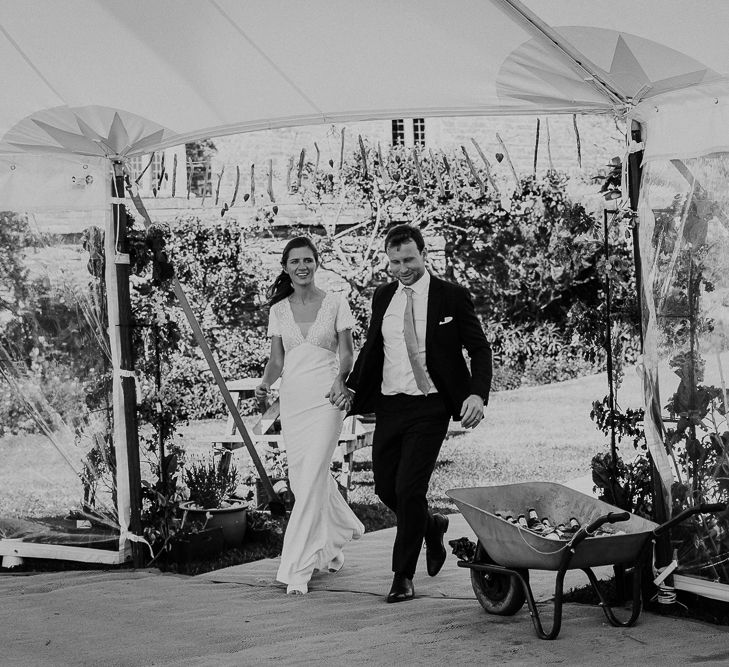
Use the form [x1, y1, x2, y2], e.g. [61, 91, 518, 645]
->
[36, 113, 622, 235]
[203, 114, 623, 227]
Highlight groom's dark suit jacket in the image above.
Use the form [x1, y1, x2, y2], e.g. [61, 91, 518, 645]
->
[347, 275, 492, 420]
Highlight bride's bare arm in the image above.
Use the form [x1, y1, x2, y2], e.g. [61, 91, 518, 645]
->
[337, 329, 354, 380]
[327, 329, 354, 407]
[255, 336, 285, 401]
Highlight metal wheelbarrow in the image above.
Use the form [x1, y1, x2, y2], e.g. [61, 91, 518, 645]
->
[447, 482, 726, 640]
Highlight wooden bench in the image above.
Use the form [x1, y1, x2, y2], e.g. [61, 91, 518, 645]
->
[200, 378, 373, 500]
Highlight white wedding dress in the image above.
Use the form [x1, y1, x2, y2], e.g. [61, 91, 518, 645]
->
[268, 292, 365, 593]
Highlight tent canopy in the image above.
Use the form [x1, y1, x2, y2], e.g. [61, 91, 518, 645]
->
[2, 0, 729, 165]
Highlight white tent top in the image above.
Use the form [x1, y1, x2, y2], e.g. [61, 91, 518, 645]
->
[2, 0, 729, 208]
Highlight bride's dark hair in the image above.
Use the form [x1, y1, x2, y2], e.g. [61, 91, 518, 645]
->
[265, 236, 320, 306]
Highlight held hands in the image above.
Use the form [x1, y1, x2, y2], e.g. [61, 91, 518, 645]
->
[254, 382, 271, 409]
[460, 394, 485, 429]
[326, 377, 353, 412]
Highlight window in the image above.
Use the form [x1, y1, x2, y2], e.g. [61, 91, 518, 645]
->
[391, 119, 405, 146]
[390, 118, 426, 146]
[127, 156, 144, 182]
[413, 118, 426, 146]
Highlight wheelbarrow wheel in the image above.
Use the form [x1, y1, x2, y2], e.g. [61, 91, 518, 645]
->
[471, 541, 527, 616]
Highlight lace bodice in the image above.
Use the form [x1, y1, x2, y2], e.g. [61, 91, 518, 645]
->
[268, 292, 355, 353]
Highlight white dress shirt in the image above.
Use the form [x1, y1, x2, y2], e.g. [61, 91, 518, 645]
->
[381, 271, 437, 396]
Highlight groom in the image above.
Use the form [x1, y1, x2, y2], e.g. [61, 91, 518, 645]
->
[343, 224, 492, 603]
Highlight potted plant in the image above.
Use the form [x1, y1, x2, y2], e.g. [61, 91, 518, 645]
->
[180, 456, 248, 548]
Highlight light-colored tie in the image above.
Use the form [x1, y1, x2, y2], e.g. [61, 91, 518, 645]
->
[403, 287, 431, 395]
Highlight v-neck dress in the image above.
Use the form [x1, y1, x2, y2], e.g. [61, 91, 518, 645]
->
[267, 292, 365, 590]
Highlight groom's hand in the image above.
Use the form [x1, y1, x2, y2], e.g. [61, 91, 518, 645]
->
[326, 379, 353, 410]
[460, 394, 484, 429]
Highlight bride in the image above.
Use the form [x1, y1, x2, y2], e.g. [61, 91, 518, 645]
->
[255, 236, 365, 595]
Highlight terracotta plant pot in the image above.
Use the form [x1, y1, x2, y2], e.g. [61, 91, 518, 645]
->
[179, 499, 248, 548]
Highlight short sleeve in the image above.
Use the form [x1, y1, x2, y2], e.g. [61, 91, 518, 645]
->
[335, 294, 356, 332]
[267, 307, 281, 337]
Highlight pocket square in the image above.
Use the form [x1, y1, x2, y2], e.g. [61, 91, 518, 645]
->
[439, 316, 453, 325]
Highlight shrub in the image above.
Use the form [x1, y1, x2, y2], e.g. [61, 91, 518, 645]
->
[591, 451, 653, 519]
[303, 147, 640, 387]
[486, 319, 603, 390]
[162, 328, 269, 420]
[183, 456, 240, 509]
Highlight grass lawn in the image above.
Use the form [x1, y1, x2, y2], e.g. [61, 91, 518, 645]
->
[2, 367, 643, 521]
[0, 433, 83, 520]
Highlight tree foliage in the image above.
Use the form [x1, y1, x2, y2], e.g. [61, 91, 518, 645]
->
[300, 143, 640, 379]
[0, 211, 35, 314]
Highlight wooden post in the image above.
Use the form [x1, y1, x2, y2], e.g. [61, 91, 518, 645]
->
[250, 163, 256, 205]
[379, 143, 390, 185]
[230, 165, 241, 208]
[186, 158, 193, 200]
[296, 149, 306, 190]
[495, 133, 520, 187]
[572, 114, 582, 169]
[442, 155, 458, 195]
[413, 148, 426, 192]
[286, 156, 294, 193]
[267, 159, 276, 202]
[429, 149, 445, 197]
[106, 160, 143, 567]
[358, 135, 368, 179]
[470, 138, 499, 194]
[214, 166, 224, 206]
[545, 118, 554, 172]
[339, 127, 346, 173]
[461, 145, 485, 196]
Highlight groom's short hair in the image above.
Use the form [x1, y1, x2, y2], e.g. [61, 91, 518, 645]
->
[384, 224, 425, 252]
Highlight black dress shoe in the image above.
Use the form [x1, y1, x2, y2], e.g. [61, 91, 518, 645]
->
[426, 513, 449, 577]
[386, 573, 415, 603]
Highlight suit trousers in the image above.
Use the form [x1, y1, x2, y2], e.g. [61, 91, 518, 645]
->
[372, 393, 451, 579]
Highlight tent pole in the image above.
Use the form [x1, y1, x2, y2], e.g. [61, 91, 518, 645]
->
[105, 160, 143, 567]
[627, 122, 672, 584]
[492, 0, 628, 108]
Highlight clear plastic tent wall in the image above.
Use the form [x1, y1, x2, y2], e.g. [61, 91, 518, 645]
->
[0, 212, 125, 564]
[635, 83, 729, 589]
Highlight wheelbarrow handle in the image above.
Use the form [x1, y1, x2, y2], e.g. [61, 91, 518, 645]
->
[568, 512, 631, 551]
[584, 511, 630, 535]
[698, 502, 727, 514]
[654, 502, 728, 537]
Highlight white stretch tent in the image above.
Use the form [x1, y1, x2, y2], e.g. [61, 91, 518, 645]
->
[2, 0, 729, 581]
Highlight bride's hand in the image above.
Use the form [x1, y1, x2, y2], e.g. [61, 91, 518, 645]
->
[335, 392, 352, 412]
[326, 378, 352, 410]
[254, 382, 270, 406]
